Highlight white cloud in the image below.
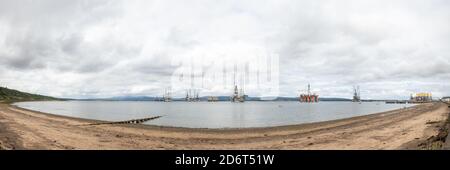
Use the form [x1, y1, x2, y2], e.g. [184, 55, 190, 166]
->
[0, 0, 449, 99]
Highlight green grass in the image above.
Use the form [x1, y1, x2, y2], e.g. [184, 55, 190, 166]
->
[0, 87, 59, 103]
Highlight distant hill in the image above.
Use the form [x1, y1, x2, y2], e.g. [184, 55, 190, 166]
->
[320, 97, 352, 101]
[83, 95, 352, 102]
[79, 96, 159, 101]
[270, 97, 352, 101]
[0, 87, 59, 102]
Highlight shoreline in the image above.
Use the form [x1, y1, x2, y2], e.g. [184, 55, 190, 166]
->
[1, 102, 449, 149]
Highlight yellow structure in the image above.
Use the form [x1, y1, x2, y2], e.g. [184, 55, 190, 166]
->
[410, 93, 432, 102]
[442, 97, 450, 103]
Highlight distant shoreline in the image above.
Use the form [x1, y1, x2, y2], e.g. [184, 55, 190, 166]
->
[16, 99, 414, 102]
[1, 102, 448, 150]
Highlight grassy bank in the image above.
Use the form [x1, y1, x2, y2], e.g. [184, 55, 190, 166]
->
[1, 87, 60, 149]
[0, 87, 60, 103]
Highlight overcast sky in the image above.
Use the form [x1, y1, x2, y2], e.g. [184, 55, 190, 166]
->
[1, 0, 449, 99]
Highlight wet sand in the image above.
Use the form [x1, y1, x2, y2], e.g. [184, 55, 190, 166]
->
[0, 102, 449, 150]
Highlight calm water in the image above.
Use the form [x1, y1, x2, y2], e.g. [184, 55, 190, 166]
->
[14, 101, 414, 128]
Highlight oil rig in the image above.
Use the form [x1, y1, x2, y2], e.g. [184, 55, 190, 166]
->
[162, 88, 172, 102]
[352, 86, 361, 102]
[299, 84, 319, 103]
[185, 89, 200, 102]
[231, 85, 245, 102]
[230, 65, 245, 103]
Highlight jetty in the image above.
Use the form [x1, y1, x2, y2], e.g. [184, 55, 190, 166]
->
[81, 116, 163, 126]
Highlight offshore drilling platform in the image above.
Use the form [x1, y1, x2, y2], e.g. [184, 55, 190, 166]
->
[299, 84, 319, 103]
[352, 86, 361, 102]
[162, 88, 172, 102]
[185, 89, 200, 102]
[230, 64, 245, 103]
[231, 84, 245, 102]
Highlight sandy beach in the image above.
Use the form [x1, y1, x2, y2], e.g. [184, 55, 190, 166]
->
[0, 102, 449, 150]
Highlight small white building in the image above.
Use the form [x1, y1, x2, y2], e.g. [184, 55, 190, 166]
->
[442, 97, 450, 102]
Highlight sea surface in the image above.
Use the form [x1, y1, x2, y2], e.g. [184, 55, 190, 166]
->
[14, 101, 414, 128]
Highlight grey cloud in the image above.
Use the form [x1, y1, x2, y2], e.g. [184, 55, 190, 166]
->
[1, 0, 449, 99]
[0, 0, 126, 73]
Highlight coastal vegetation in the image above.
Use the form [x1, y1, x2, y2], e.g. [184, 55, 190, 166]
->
[0, 87, 58, 103]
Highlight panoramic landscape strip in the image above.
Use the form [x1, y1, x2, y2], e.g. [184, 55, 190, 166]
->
[1, 0, 450, 154]
[1, 87, 450, 150]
